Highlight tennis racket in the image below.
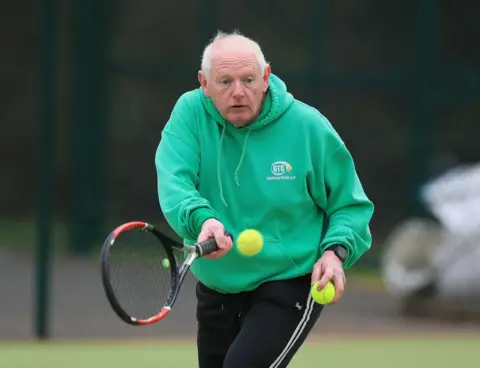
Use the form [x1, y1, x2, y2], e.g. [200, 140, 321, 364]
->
[100, 220, 232, 326]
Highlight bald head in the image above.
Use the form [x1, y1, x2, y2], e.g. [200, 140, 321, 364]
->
[201, 31, 269, 80]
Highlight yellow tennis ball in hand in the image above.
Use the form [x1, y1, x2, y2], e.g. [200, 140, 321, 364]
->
[311, 281, 336, 304]
[236, 229, 264, 256]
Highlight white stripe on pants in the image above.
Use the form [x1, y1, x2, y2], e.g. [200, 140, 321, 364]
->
[269, 294, 315, 368]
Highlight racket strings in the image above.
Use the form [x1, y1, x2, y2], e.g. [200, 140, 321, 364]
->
[107, 230, 173, 320]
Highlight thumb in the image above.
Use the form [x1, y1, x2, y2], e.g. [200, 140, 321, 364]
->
[198, 218, 220, 242]
[213, 228, 227, 249]
[197, 229, 213, 243]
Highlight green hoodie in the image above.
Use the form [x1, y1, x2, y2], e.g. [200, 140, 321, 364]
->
[155, 74, 374, 293]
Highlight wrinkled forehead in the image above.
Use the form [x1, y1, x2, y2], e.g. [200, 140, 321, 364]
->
[210, 49, 262, 77]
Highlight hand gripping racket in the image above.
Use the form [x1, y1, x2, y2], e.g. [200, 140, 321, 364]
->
[100, 221, 232, 326]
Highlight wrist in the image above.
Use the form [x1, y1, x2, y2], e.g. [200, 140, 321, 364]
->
[324, 244, 348, 264]
[201, 217, 220, 229]
[323, 250, 341, 262]
[323, 250, 336, 257]
[191, 209, 219, 237]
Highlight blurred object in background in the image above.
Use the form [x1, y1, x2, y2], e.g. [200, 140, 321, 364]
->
[382, 161, 480, 321]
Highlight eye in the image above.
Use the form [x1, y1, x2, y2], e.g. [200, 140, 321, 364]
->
[244, 76, 255, 84]
[219, 79, 231, 86]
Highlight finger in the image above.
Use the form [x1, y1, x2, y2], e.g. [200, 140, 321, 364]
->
[331, 272, 345, 303]
[316, 268, 333, 291]
[213, 228, 228, 249]
[206, 248, 230, 260]
[203, 251, 219, 260]
[216, 238, 232, 257]
[218, 233, 233, 251]
[311, 263, 322, 286]
[225, 234, 233, 249]
[216, 249, 229, 258]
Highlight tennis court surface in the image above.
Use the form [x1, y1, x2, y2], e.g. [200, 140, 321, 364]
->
[3, 336, 478, 367]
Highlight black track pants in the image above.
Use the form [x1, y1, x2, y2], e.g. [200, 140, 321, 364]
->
[196, 274, 323, 368]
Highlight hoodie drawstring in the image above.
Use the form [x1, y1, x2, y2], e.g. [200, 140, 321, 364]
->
[217, 127, 251, 207]
[217, 125, 227, 206]
[234, 130, 251, 186]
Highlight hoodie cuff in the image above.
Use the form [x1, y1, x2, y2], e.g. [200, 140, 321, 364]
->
[190, 208, 220, 238]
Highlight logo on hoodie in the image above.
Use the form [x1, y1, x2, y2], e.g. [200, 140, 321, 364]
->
[267, 161, 296, 180]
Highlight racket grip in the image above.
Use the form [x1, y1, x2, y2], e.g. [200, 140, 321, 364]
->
[196, 231, 234, 257]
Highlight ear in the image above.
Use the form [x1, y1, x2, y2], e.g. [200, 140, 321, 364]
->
[262, 65, 271, 92]
[198, 71, 210, 97]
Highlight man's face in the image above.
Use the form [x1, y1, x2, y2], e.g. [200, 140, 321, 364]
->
[199, 51, 271, 127]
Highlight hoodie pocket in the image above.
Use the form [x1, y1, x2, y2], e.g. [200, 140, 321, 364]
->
[248, 239, 301, 277]
[276, 241, 302, 271]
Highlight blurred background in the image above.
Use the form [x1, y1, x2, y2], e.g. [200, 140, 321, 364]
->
[2, 0, 480, 365]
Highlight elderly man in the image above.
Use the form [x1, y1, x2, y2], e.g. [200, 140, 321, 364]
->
[155, 31, 374, 368]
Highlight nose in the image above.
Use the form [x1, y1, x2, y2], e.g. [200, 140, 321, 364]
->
[232, 80, 245, 97]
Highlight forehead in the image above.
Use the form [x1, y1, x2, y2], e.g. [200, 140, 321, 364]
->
[210, 49, 261, 76]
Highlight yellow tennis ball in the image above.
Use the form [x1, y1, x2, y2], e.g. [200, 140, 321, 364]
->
[162, 258, 170, 268]
[236, 229, 264, 256]
[311, 281, 336, 304]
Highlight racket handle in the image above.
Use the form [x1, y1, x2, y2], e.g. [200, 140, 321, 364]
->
[196, 231, 234, 257]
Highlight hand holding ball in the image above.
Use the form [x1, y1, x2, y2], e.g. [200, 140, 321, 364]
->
[236, 229, 263, 256]
[311, 281, 336, 304]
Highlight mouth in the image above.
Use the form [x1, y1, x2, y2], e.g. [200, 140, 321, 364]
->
[230, 105, 247, 109]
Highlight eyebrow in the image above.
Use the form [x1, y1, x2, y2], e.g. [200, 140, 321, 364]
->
[215, 71, 256, 80]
